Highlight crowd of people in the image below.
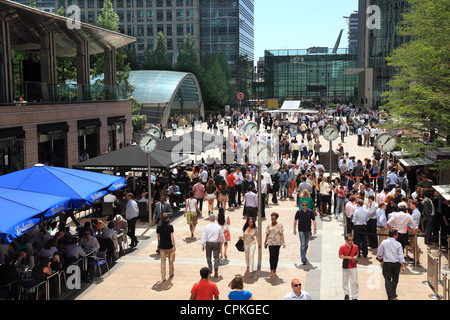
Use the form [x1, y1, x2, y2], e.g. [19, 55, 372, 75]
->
[1, 104, 449, 300]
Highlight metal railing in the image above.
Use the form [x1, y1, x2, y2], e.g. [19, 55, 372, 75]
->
[13, 81, 128, 105]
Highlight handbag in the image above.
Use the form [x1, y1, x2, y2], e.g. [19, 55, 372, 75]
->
[342, 245, 353, 269]
[235, 238, 244, 252]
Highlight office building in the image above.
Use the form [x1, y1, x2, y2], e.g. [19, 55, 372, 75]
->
[0, 0, 134, 173]
[264, 48, 359, 106]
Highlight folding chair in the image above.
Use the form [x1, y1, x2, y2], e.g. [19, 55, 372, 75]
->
[88, 249, 110, 278]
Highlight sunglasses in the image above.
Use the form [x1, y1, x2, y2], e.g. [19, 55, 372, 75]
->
[293, 284, 302, 287]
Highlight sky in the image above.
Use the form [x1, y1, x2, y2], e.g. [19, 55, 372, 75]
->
[253, 0, 359, 63]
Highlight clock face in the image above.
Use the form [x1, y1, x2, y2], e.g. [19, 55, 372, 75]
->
[139, 133, 157, 153]
[323, 125, 339, 142]
[147, 126, 161, 140]
[245, 122, 258, 136]
[248, 141, 271, 165]
[376, 133, 397, 152]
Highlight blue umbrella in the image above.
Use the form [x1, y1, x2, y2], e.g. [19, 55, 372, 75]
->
[0, 187, 71, 242]
[0, 164, 126, 208]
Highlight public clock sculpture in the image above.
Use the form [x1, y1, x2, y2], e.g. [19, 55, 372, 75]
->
[323, 125, 339, 142]
[139, 133, 158, 153]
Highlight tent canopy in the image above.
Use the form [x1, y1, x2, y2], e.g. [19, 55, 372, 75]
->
[0, 164, 126, 208]
[0, 188, 71, 242]
[158, 131, 225, 155]
[433, 185, 450, 201]
[72, 145, 190, 173]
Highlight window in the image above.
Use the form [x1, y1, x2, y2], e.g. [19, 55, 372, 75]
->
[127, 10, 134, 22]
[176, 0, 183, 6]
[156, 0, 163, 6]
[116, 0, 124, 7]
[87, 11, 95, 22]
[137, 25, 144, 36]
[166, 24, 173, 36]
[77, 0, 85, 8]
[147, 24, 154, 36]
[146, 0, 153, 6]
[87, 0, 94, 8]
[177, 24, 184, 36]
[186, 8, 193, 21]
[186, 23, 194, 36]
[137, 38, 145, 50]
[146, 10, 153, 21]
[157, 9, 164, 21]
[176, 9, 183, 21]
[157, 24, 164, 34]
[166, 9, 173, 21]
[147, 38, 154, 51]
[136, 10, 144, 21]
[166, 0, 172, 6]
[167, 38, 173, 51]
[136, 0, 143, 7]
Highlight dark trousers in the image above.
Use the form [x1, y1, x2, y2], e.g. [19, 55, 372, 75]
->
[246, 207, 257, 221]
[195, 198, 203, 211]
[261, 193, 266, 218]
[205, 241, 221, 273]
[236, 184, 243, 205]
[367, 219, 378, 247]
[229, 187, 237, 207]
[269, 245, 281, 271]
[345, 216, 354, 235]
[382, 262, 401, 300]
[353, 225, 368, 257]
[127, 217, 138, 246]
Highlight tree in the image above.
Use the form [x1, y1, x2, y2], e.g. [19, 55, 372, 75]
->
[204, 56, 229, 108]
[91, 0, 134, 96]
[144, 31, 172, 70]
[382, 0, 450, 170]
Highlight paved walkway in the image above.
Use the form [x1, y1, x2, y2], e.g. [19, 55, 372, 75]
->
[73, 124, 446, 301]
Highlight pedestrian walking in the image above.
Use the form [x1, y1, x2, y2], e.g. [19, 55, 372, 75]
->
[190, 267, 220, 300]
[293, 201, 317, 265]
[125, 193, 139, 248]
[339, 233, 359, 300]
[157, 213, 175, 283]
[239, 217, 260, 277]
[201, 214, 225, 278]
[264, 213, 286, 278]
[376, 202, 389, 246]
[184, 191, 202, 238]
[376, 229, 406, 300]
[217, 208, 230, 259]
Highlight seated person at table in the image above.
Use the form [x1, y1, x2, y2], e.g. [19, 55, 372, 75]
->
[30, 257, 56, 298]
[101, 222, 118, 256]
[91, 219, 106, 235]
[79, 230, 100, 253]
[166, 182, 182, 209]
[0, 255, 20, 287]
[14, 248, 35, 271]
[113, 215, 128, 253]
[77, 222, 95, 239]
[63, 238, 87, 267]
[37, 239, 58, 258]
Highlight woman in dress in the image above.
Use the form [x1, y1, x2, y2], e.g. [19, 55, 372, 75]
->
[239, 217, 260, 277]
[264, 213, 286, 278]
[218, 180, 229, 211]
[217, 208, 231, 259]
[184, 191, 202, 237]
[299, 189, 314, 211]
[205, 178, 217, 215]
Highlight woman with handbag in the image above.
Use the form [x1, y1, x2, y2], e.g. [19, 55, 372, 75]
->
[184, 191, 202, 238]
[239, 217, 260, 277]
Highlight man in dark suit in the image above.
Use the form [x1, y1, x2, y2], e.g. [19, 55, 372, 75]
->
[153, 195, 173, 254]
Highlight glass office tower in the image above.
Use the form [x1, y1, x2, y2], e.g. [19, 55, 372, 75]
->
[264, 48, 359, 106]
[200, 0, 254, 77]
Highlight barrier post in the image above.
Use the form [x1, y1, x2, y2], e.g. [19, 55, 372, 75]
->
[423, 247, 443, 299]
[443, 273, 448, 300]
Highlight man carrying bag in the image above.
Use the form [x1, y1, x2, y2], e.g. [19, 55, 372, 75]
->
[339, 234, 359, 300]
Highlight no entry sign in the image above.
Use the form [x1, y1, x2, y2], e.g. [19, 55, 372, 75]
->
[237, 92, 244, 100]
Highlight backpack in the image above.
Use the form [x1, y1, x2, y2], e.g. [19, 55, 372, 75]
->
[220, 186, 228, 195]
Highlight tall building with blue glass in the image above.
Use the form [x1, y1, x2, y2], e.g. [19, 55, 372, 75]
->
[199, 0, 254, 76]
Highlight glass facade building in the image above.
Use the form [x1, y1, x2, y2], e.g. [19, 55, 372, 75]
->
[200, 0, 254, 76]
[264, 48, 359, 106]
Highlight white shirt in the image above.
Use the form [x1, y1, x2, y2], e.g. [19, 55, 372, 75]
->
[283, 290, 312, 300]
[126, 199, 139, 220]
[201, 222, 225, 248]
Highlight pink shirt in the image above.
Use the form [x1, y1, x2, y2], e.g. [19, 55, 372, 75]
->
[345, 202, 357, 218]
[192, 183, 205, 199]
[387, 213, 417, 234]
[377, 192, 386, 203]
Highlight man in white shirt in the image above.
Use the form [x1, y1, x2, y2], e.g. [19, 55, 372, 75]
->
[201, 214, 225, 278]
[283, 278, 312, 300]
[80, 229, 100, 253]
[125, 193, 140, 248]
[387, 204, 418, 253]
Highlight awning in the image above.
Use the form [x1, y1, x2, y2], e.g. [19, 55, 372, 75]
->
[158, 131, 225, 155]
[433, 185, 450, 201]
[399, 157, 436, 168]
[72, 145, 190, 172]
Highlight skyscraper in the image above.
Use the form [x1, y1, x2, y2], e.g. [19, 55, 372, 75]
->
[199, 0, 254, 77]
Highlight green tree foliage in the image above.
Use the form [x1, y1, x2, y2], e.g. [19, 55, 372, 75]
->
[382, 0, 450, 170]
[91, 0, 134, 96]
[204, 56, 229, 108]
[144, 32, 173, 70]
